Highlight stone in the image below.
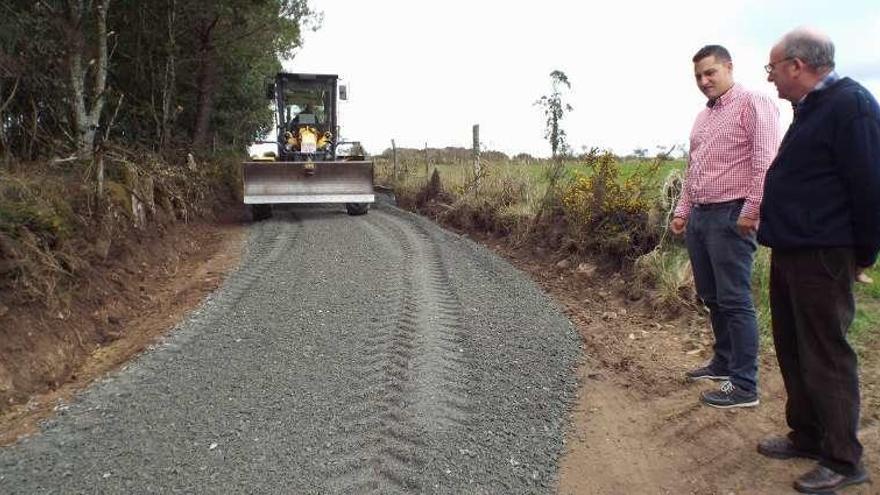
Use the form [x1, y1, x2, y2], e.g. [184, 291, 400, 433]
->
[576, 262, 597, 278]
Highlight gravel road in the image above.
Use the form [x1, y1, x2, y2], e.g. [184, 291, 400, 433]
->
[0, 202, 580, 494]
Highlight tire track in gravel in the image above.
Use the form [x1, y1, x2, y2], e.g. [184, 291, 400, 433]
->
[374, 210, 472, 431]
[0, 203, 580, 494]
[150, 214, 301, 353]
[324, 209, 472, 494]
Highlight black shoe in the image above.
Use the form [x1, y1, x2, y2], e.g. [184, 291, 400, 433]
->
[757, 435, 821, 460]
[686, 365, 730, 382]
[793, 464, 870, 494]
[700, 381, 759, 409]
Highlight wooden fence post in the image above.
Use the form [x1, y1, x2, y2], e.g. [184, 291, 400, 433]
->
[472, 124, 481, 185]
[391, 139, 398, 180]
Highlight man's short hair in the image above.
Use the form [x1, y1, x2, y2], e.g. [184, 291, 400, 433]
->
[693, 45, 732, 64]
[781, 30, 835, 70]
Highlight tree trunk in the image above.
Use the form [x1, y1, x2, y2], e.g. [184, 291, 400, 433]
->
[191, 54, 217, 150]
[88, 0, 111, 152]
[158, 0, 177, 151]
[67, 0, 89, 157]
[65, 0, 111, 160]
[28, 98, 39, 160]
[191, 15, 219, 151]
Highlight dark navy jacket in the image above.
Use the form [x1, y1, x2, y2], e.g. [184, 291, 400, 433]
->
[758, 77, 880, 267]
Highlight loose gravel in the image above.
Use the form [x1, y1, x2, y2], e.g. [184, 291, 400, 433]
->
[0, 202, 580, 494]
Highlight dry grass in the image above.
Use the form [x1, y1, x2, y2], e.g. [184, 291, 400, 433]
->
[380, 153, 879, 352]
[0, 151, 241, 309]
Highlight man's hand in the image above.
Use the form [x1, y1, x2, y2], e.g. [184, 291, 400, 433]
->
[670, 217, 687, 235]
[857, 267, 874, 284]
[736, 216, 758, 237]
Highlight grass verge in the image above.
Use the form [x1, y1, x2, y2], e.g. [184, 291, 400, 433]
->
[378, 154, 880, 356]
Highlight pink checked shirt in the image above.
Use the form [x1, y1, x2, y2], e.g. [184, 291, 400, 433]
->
[674, 83, 781, 220]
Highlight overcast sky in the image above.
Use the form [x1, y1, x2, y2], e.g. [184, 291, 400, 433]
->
[285, 0, 880, 158]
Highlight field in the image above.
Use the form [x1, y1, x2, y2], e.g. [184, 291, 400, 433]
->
[375, 154, 880, 352]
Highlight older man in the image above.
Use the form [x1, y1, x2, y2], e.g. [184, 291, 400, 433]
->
[671, 45, 780, 408]
[758, 27, 880, 493]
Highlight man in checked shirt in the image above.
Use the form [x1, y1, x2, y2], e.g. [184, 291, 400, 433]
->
[670, 45, 781, 408]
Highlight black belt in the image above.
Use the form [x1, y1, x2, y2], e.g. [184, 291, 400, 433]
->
[693, 198, 744, 210]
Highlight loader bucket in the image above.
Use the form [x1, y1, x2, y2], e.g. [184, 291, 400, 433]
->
[242, 160, 375, 204]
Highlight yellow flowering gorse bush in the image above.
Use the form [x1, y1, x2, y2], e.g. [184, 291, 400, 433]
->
[561, 152, 662, 261]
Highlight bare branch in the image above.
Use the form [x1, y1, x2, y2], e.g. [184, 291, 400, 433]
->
[103, 93, 124, 142]
[0, 78, 20, 114]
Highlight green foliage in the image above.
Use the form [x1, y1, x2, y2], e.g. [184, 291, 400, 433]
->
[535, 70, 573, 158]
[108, 0, 315, 153]
[561, 152, 663, 261]
[852, 305, 880, 345]
[856, 265, 880, 299]
[0, 2, 72, 159]
[847, 266, 879, 346]
[0, 0, 317, 159]
[751, 247, 772, 341]
[0, 174, 76, 244]
[0, 202, 69, 245]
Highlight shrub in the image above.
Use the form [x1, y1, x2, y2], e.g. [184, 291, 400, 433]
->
[561, 152, 663, 262]
[633, 244, 695, 313]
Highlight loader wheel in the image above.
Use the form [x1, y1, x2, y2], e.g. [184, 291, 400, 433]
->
[251, 204, 272, 221]
[345, 203, 369, 216]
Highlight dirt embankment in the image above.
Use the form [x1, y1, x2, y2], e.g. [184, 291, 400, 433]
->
[0, 216, 246, 444]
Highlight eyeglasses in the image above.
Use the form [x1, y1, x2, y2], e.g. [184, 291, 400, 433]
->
[764, 57, 795, 74]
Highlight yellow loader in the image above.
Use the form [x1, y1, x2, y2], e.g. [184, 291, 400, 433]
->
[243, 73, 374, 219]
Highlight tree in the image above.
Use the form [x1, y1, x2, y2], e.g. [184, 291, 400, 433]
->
[1, 1, 78, 160]
[185, 0, 314, 151]
[0, 0, 317, 160]
[535, 70, 573, 159]
[632, 148, 649, 160]
[106, 0, 315, 154]
[655, 144, 677, 161]
[66, 0, 112, 160]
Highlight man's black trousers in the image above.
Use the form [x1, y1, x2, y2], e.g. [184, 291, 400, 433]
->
[769, 247, 862, 475]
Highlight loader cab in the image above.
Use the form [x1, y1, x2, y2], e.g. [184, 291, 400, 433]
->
[285, 101, 325, 126]
[273, 73, 339, 161]
[244, 71, 374, 219]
